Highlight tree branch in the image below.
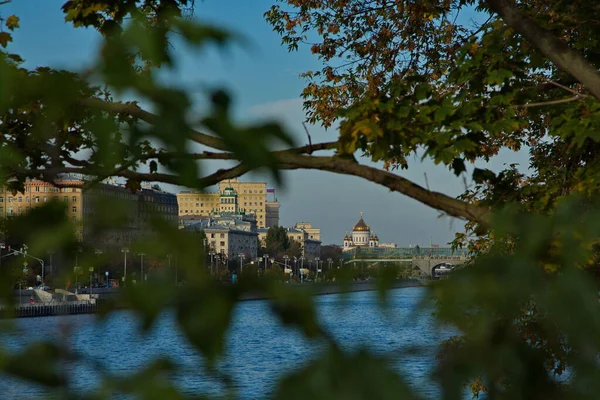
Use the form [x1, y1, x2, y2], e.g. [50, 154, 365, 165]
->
[276, 153, 491, 227]
[516, 95, 584, 108]
[32, 163, 250, 193]
[485, 0, 600, 100]
[80, 98, 340, 157]
[80, 98, 229, 151]
[31, 149, 489, 227]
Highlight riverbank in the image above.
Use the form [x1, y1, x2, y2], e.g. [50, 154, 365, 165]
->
[2, 279, 422, 318]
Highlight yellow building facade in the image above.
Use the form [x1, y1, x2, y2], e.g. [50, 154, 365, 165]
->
[177, 178, 279, 228]
[0, 179, 83, 221]
[1, 177, 178, 247]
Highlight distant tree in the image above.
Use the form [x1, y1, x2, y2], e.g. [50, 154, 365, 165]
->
[284, 239, 303, 259]
[320, 245, 343, 265]
[264, 226, 290, 258]
[192, 228, 210, 256]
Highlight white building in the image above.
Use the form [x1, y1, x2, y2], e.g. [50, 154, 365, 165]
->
[204, 226, 258, 261]
[343, 212, 395, 250]
[294, 222, 321, 241]
[257, 224, 322, 261]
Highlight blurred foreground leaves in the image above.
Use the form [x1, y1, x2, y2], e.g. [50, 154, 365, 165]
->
[3, 0, 600, 399]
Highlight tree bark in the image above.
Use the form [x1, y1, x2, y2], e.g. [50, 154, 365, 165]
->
[486, 0, 600, 100]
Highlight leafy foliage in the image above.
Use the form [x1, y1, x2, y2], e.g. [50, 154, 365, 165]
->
[2, 0, 600, 399]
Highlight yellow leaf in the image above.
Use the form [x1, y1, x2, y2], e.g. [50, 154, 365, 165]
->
[82, 3, 109, 17]
[469, 43, 479, 55]
[0, 32, 12, 48]
[5, 15, 19, 31]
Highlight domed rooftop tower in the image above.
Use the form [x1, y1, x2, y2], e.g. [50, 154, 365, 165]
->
[351, 211, 371, 246]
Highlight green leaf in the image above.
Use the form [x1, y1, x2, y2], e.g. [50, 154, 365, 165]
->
[451, 158, 466, 176]
[414, 83, 431, 101]
[149, 160, 158, 174]
[472, 168, 496, 183]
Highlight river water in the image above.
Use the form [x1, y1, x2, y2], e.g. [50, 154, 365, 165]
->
[0, 286, 452, 399]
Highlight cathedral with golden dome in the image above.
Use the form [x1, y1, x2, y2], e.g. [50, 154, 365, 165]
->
[343, 212, 381, 249]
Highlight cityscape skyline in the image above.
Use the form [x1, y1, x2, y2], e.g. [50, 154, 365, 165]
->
[4, 0, 529, 246]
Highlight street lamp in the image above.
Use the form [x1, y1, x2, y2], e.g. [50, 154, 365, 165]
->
[209, 251, 215, 275]
[239, 254, 245, 274]
[94, 249, 103, 293]
[264, 254, 269, 272]
[167, 254, 173, 284]
[121, 247, 129, 286]
[74, 247, 83, 293]
[283, 255, 289, 272]
[13, 245, 45, 288]
[293, 256, 298, 278]
[315, 257, 320, 280]
[138, 253, 146, 283]
[47, 250, 54, 275]
[75, 247, 82, 269]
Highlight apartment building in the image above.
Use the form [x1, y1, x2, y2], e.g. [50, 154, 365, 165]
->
[1, 176, 178, 247]
[177, 178, 279, 228]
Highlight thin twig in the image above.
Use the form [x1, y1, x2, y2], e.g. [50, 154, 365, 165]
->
[516, 95, 583, 108]
[302, 122, 313, 153]
[547, 80, 588, 97]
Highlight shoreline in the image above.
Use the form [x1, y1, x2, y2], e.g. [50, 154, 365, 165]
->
[2, 279, 423, 319]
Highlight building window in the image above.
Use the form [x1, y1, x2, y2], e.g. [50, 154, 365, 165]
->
[211, 233, 215, 238]
[63, 196, 68, 202]
[35, 197, 40, 203]
[72, 196, 77, 202]
[35, 187, 39, 192]
[0, 198, 3, 203]
[220, 241, 225, 246]
[18, 197, 22, 202]
[72, 206, 77, 213]
[25, 197, 29, 203]
[8, 197, 12, 203]
[220, 233, 225, 238]
[44, 196, 48, 202]
[7, 207, 13, 215]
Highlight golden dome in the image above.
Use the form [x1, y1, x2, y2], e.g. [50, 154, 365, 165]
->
[353, 216, 370, 232]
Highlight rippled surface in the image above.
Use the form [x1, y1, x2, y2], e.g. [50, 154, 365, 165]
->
[0, 286, 451, 399]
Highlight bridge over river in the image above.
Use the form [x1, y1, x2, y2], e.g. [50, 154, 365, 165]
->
[342, 246, 470, 276]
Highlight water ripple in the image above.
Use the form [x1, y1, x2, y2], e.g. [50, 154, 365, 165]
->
[0, 286, 451, 399]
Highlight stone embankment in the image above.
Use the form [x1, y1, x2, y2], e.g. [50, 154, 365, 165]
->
[2, 279, 422, 318]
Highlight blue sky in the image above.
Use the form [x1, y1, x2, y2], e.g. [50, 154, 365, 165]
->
[3, 0, 529, 246]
